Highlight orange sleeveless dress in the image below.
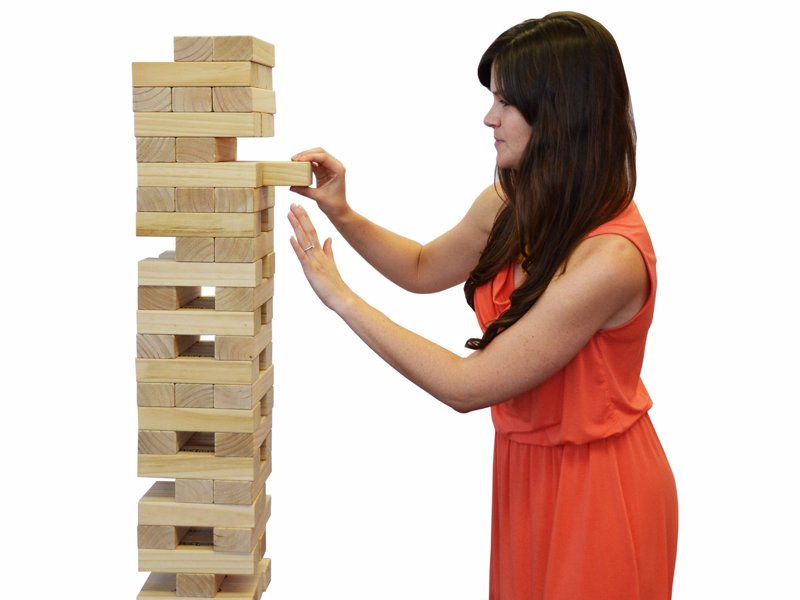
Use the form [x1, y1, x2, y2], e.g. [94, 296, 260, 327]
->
[473, 202, 678, 600]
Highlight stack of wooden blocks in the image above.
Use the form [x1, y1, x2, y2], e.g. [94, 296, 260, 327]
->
[132, 35, 311, 599]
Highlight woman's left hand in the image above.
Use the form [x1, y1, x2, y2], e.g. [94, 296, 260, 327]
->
[288, 203, 355, 313]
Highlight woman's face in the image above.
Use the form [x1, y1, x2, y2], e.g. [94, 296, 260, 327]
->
[484, 71, 532, 170]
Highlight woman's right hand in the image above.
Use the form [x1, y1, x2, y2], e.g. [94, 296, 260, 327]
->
[289, 148, 349, 220]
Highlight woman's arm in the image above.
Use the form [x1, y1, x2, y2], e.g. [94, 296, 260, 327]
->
[288, 205, 649, 413]
[290, 148, 502, 293]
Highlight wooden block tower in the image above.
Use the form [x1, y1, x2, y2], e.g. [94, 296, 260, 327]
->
[132, 36, 311, 599]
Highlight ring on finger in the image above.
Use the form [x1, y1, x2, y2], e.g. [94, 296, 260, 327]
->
[303, 242, 314, 252]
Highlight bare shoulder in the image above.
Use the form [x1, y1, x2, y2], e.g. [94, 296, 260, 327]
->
[464, 183, 505, 235]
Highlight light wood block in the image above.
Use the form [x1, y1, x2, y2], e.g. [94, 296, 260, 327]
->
[134, 112, 269, 137]
[139, 404, 261, 434]
[214, 456, 271, 506]
[176, 137, 237, 163]
[175, 237, 214, 262]
[137, 333, 200, 359]
[137, 137, 176, 162]
[214, 187, 273, 213]
[132, 61, 269, 88]
[138, 529, 265, 575]
[262, 253, 275, 279]
[137, 559, 270, 599]
[138, 524, 189, 550]
[138, 382, 175, 407]
[212, 36, 275, 67]
[136, 356, 261, 385]
[137, 308, 260, 336]
[176, 573, 225, 598]
[174, 36, 213, 62]
[213, 366, 273, 409]
[213, 87, 275, 113]
[138, 187, 176, 212]
[139, 255, 262, 288]
[140, 481, 266, 527]
[216, 278, 273, 312]
[139, 430, 194, 455]
[215, 231, 273, 263]
[175, 383, 214, 408]
[260, 161, 312, 186]
[214, 492, 270, 553]
[173, 87, 212, 112]
[139, 162, 260, 188]
[138, 450, 264, 481]
[214, 415, 270, 458]
[175, 479, 214, 504]
[215, 322, 271, 361]
[137, 212, 261, 238]
[133, 87, 172, 112]
[175, 187, 215, 212]
[138, 285, 202, 310]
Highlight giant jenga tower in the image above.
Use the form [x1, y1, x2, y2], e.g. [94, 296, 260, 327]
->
[132, 36, 310, 599]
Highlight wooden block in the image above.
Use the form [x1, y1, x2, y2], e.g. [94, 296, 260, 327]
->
[212, 36, 275, 67]
[173, 86, 212, 112]
[175, 383, 214, 408]
[215, 278, 273, 312]
[139, 256, 261, 288]
[133, 86, 171, 112]
[138, 285, 202, 310]
[213, 87, 275, 113]
[138, 529, 265, 575]
[134, 112, 268, 137]
[213, 492, 269, 552]
[137, 212, 260, 237]
[138, 524, 188, 550]
[214, 365, 273, 409]
[138, 382, 175, 407]
[174, 36, 213, 62]
[214, 231, 273, 263]
[214, 414, 270, 457]
[175, 479, 214, 504]
[214, 187, 273, 213]
[132, 61, 268, 87]
[138, 161, 262, 187]
[137, 137, 176, 162]
[137, 187, 175, 212]
[137, 308, 260, 336]
[176, 573, 224, 598]
[137, 560, 270, 599]
[175, 237, 214, 262]
[139, 481, 265, 527]
[138, 450, 262, 481]
[262, 252, 275, 279]
[137, 333, 199, 359]
[260, 207, 274, 232]
[213, 457, 271, 506]
[139, 430, 193, 455]
[215, 322, 272, 362]
[260, 161, 312, 186]
[139, 404, 260, 434]
[176, 137, 237, 163]
[136, 356, 261, 385]
[175, 187, 215, 212]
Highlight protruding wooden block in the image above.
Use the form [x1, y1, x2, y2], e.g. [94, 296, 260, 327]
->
[137, 382, 175, 407]
[214, 187, 273, 213]
[139, 255, 262, 288]
[174, 36, 213, 62]
[215, 231, 273, 263]
[176, 573, 225, 598]
[212, 36, 275, 67]
[176, 137, 237, 163]
[175, 237, 214, 262]
[137, 187, 175, 212]
[173, 86, 212, 112]
[136, 137, 176, 162]
[134, 112, 269, 138]
[138, 285, 202, 310]
[175, 383, 214, 408]
[213, 87, 276, 113]
[139, 430, 193, 455]
[133, 86, 171, 112]
[137, 333, 199, 358]
[175, 479, 214, 504]
[138, 524, 188, 550]
[260, 161, 312, 186]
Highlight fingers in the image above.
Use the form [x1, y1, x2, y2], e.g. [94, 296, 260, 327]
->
[287, 203, 321, 255]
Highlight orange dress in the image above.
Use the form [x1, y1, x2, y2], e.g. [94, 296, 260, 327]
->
[473, 203, 678, 600]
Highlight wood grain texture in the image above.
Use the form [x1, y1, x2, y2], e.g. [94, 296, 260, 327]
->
[132, 61, 267, 87]
[139, 255, 261, 288]
[176, 137, 236, 163]
[133, 87, 171, 112]
[134, 112, 269, 137]
[212, 36, 275, 67]
[136, 356, 261, 385]
[213, 87, 275, 113]
[139, 404, 261, 434]
[172, 86, 212, 112]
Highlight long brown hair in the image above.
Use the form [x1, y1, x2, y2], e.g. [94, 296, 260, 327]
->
[465, 12, 637, 350]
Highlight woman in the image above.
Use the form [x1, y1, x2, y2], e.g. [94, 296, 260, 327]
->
[287, 11, 678, 600]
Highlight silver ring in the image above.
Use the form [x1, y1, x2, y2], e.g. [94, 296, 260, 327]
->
[303, 243, 314, 252]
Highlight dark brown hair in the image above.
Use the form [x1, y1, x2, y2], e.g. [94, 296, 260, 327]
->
[465, 11, 637, 349]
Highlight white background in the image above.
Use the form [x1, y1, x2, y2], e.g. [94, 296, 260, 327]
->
[1, 1, 798, 598]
